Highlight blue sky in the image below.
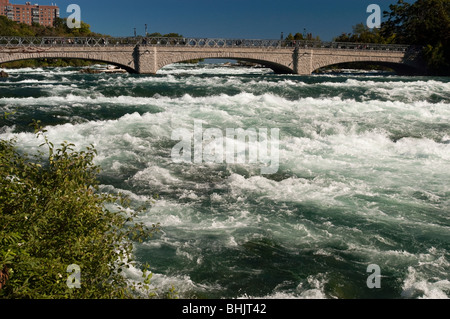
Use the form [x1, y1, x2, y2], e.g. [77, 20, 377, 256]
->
[30, 0, 401, 40]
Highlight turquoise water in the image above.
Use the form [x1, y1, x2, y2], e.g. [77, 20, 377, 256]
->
[1, 63, 449, 299]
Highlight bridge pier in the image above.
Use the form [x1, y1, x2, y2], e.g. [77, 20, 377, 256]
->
[294, 48, 314, 75]
[134, 46, 158, 74]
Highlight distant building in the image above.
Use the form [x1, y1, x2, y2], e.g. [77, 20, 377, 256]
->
[0, 0, 59, 27]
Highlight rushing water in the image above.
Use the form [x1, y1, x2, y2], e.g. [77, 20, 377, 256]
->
[1, 62, 449, 299]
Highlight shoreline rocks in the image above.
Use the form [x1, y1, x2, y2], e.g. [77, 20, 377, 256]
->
[0, 70, 8, 78]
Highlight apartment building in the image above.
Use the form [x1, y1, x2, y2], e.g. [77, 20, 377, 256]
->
[0, 0, 59, 26]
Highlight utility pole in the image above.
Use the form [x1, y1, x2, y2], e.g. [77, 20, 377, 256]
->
[145, 24, 148, 36]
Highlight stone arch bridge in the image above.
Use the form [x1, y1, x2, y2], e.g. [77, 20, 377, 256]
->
[0, 37, 426, 75]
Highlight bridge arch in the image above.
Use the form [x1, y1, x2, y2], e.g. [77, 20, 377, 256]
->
[0, 56, 136, 73]
[312, 60, 424, 75]
[307, 48, 425, 75]
[0, 47, 139, 73]
[150, 48, 296, 75]
[159, 57, 295, 74]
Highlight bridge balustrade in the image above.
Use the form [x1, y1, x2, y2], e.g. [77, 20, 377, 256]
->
[0, 36, 415, 52]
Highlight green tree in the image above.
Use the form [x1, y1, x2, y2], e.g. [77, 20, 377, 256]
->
[334, 0, 450, 74]
[145, 32, 184, 38]
[294, 33, 304, 40]
[163, 33, 183, 38]
[284, 31, 319, 42]
[381, 0, 449, 45]
[0, 16, 102, 38]
[334, 23, 386, 43]
[0, 123, 161, 299]
[285, 33, 294, 41]
[147, 32, 163, 37]
[381, 0, 450, 75]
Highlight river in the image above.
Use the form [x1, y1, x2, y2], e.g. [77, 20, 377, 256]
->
[1, 62, 449, 299]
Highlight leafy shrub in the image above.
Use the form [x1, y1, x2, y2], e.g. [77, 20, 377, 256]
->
[0, 123, 159, 299]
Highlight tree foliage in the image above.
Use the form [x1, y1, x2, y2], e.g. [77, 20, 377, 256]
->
[382, 0, 450, 75]
[334, 0, 450, 75]
[285, 32, 320, 41]
[381, 0, 449, 46]
[334, 23, 393, 44]
[0, 122, 160, 299]
[146, 32, 184, 38]
[0, 16, 101, 37]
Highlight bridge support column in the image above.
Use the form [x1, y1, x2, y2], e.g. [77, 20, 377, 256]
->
[134, 45, 158, 74]
[294, 48, 313, 75]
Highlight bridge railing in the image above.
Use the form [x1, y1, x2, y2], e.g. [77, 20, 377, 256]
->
[139, 38, 412, 52]
[0, 36, 415, 52]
